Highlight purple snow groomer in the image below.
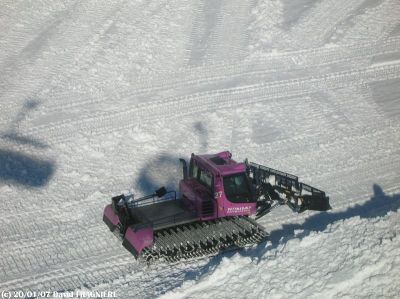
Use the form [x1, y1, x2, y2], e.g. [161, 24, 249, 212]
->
[103, 151, 330, 262]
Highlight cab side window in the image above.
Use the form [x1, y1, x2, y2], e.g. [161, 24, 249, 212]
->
[190, 160, 213, 194]
[198, 168, 213, 192]
[191, 162, 199, 179]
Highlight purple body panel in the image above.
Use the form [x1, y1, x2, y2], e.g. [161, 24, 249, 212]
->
[103, 204, 120, 227]
[181, 151, 256, 220]
[124, 226, 154, 255]
[180, 179, 217, 220]
[213, 175, 256, 218]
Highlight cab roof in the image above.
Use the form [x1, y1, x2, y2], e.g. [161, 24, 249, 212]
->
[193, 151, 246, 176]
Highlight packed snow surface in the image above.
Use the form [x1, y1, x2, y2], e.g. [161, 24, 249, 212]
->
[1, 0, 400, 298]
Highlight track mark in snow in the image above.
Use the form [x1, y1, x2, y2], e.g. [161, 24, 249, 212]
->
[24, 36, 400, 124]
[203, 0, 252, 63]
[370, 78, 400, 122]
[188, 0, 251, 65]
[21, 62, 400, 144]
[0, 0, 196, 124]
[0, 0, 125, 122]
[278, 0, 365, 49]
[338, 0, 400, 44]
[187, 0, 223, 65]
[0, 253, 134, 293]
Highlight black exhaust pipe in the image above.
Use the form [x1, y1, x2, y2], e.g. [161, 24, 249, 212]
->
[179, 158, 188, 180]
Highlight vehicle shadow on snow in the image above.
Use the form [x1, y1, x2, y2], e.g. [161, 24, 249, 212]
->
[237, 183, 400, 262]
[178, 184, 400, 283]
[134, 153, 182, 196]
[0, 149, 55, 187]
[0, 99, 56, 188]
[267, 184, 400, 245]
[1, 99, 49, 148]
[193, 121, 208, 152]
[134, 121, 208, 195]
[132, 121, 209, 195]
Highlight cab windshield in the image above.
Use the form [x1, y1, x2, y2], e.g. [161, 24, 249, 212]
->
[223, 173, 254, 203]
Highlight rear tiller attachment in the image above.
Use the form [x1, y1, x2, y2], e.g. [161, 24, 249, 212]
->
[246, 161, 331, 219]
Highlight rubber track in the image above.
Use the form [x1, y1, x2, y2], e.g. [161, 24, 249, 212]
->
[141, 217, 268, 263]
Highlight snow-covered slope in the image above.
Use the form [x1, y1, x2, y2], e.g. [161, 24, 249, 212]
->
[1, 0, 399, 298]
[161, 206, 400, 299]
